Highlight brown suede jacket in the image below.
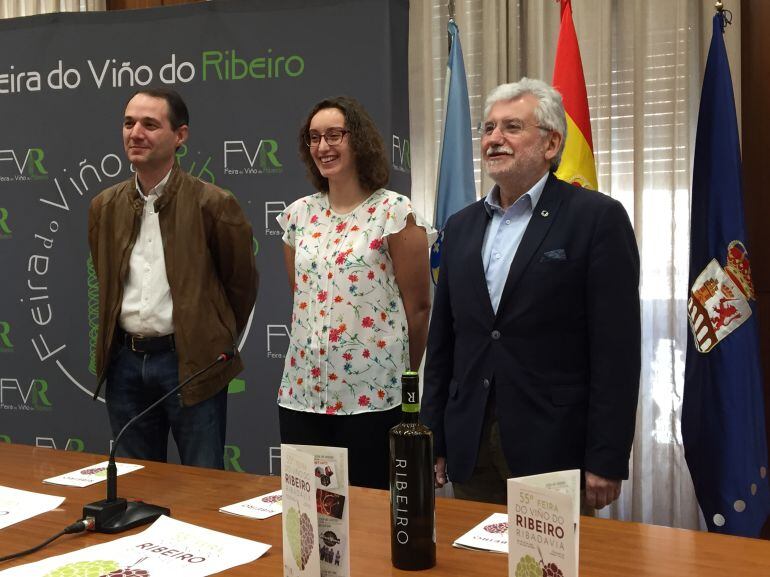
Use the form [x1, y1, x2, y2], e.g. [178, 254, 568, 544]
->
[87, 164, 258, 406]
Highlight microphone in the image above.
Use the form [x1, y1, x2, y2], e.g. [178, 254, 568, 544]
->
[82, 351, 234, 533]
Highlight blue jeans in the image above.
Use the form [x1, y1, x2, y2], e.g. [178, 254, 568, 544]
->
[105, 345, 227, 469]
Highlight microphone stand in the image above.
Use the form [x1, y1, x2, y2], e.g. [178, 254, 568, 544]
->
[82, 351, 233, 534]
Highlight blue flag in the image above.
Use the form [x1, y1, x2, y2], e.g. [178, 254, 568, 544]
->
[683, 12, 770, 537]
[431, 19, 476, 285]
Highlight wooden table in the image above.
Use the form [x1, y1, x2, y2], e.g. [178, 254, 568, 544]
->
[0, 443, 768, 575]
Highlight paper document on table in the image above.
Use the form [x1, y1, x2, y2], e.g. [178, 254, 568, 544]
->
[0, 515, 270, 576]
[220, 489, 282, 519]
[43, 461, 143, 487]
[0, 485, 65, 530]
[452, 512, 509, 553]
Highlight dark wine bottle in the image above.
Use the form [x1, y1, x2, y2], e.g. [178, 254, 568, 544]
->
[389, 371, 436, 570]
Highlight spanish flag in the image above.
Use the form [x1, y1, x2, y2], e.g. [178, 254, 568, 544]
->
[553, 0, 598, 190]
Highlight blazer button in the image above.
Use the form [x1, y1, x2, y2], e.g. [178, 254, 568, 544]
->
[482, 378, 490, 389]
[491, 330, 501, 340]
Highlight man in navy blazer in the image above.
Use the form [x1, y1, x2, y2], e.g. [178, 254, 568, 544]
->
[421, 78, 640, 508]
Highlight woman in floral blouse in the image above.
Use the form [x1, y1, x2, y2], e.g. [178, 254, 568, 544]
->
[277, 96, 436, 489]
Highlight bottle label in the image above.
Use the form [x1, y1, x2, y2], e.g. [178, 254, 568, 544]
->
[401, 402, 419, 413]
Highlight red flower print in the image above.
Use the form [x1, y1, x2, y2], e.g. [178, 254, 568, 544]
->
[299, 301, 308, 310]
[320, 310, 326, 317]
[288, 387, 293, 396]
[335, 252, 346, 265]
[334, 295, 343, 303]
[326, 405, 338, 414]
[279, 388, 283, 396]
[342, 352, 353, 361]
[325, 209, 331, 217]
[380, 312, 387, 321]
[380, 263, 387, 270]
[312, 232, 322, 239]
[348, 274, 358, 282]
[328, 373, 338, 381]
[362, 316, 374, 328]
[290, 356, 296, 367]
[351, 225, 360, 231]
[335, 222, 347, 233]
[299, 350, 306, 359]
[377, 340, 386, 349]
[338, 323, 347, 332]
[327, 271, 333, 279]
[297, 377, 303, 384]
[335, 401, 343, 411]
[333, 238, 341, 244]
[310, 215, 318, 224]
[369, 238, 383, 251]
[311, 367, 321, 378]
[329, 328, 340, 343]
[317, 290, 328, 302]
[368, 206, 376, 214]
[314, 384, 322, 392]
[302, 273, 309, 282]
[367, 271, 375, 280]
[358, 395, 371, 407]
[319, 348, 326, 356]
[377, 389, 385, 399]
[362, 349, 371, 358]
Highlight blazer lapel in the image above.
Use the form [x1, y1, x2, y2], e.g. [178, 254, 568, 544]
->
[460, 201, 496, 320]
[496, 174, 564, 313]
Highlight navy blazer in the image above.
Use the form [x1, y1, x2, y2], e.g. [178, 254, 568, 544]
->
[421, 173, 641, 484]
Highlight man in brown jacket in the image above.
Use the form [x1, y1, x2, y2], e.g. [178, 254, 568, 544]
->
[88, 88, 257, 469]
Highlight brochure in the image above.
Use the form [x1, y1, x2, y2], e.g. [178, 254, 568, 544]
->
[507, 469, 580, 577]
[43, 461, 143, 487]
[219, 489, 282, 520]
[281, 444, 349, 577]
[0, 485, 64, 530]
[452, 512, 509, 554]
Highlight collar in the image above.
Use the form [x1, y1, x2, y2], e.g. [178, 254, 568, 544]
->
[135, 167, 173, 201]
[483, 171, 549, 217]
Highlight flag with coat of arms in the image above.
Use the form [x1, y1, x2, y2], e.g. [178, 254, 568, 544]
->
[682, 9, 770, 538]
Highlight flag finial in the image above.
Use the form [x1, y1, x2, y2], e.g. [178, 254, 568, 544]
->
[715, 1, 723, 12]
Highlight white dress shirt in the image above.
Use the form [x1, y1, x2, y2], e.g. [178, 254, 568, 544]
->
[119, 170, 175, 337]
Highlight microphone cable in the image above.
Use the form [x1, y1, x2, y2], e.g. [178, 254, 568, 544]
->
[0, 517, 94, 563]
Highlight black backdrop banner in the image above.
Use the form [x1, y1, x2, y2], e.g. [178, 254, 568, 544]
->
[0, 0, 410, 475]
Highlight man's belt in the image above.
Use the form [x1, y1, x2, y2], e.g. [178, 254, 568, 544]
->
[117, 327, 175, 354]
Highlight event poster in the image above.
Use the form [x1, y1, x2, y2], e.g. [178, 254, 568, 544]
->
[0, 485, 64, 530]
[0, 515, 270, 576]
[507, 470, 580, 577]
[281, 444, 349, 577]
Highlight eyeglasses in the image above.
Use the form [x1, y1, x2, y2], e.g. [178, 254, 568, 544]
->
[477, 120, 549, 138]
[304, 128, 350, 147]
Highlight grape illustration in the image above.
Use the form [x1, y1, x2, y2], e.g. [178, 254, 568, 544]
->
[542, 562, 564, 577]
[43, 560, 120, 577]
[99, 570, 150, 577]
[286, 506, 315, 570]
[87, 254, 99, 377]
[514, 554, 541, 577]
[483, 522, 509, 534]
[261, 494, 282, 504]
[80, 467, 108, 477]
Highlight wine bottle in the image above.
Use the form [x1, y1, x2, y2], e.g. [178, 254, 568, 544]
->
[389, 371, 436, 570]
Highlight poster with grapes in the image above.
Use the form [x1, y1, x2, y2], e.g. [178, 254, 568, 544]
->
[0, 515, 270, 576]
[0, 485, 64, 531]
[507, 470, 580, 577]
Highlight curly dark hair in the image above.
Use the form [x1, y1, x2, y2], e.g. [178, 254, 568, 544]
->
[298, 96, 389, 193]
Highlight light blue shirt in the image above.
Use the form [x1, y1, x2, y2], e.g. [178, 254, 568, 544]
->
[482, 172, 549, 313]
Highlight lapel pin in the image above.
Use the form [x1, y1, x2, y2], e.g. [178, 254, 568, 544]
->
[541, 210, 549, 217]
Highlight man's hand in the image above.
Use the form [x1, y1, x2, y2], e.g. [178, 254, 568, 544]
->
[584, 471, 621, 509]
[434, 456, 448, 488]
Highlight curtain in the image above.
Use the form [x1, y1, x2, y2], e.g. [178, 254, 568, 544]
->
[410, 0, 742, 531]
[0, 0, 104, 19]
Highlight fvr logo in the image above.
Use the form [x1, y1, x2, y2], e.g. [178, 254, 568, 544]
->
[224, 140, 282, 175]
[0, 321, 12, 351]
[0, 207, 10, 238]
[266, 324, 289, 359]
[0, 378, 52, 410]
[392, 135, 411, 173]
[0, 148, 47, 180]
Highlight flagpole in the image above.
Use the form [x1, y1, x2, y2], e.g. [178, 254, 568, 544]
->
[447, 0, 455, 53]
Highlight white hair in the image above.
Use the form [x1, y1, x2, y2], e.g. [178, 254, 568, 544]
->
[483, 77, 567, 170]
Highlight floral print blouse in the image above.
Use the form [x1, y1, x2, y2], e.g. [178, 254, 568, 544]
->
[277, 189, 436, 415]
